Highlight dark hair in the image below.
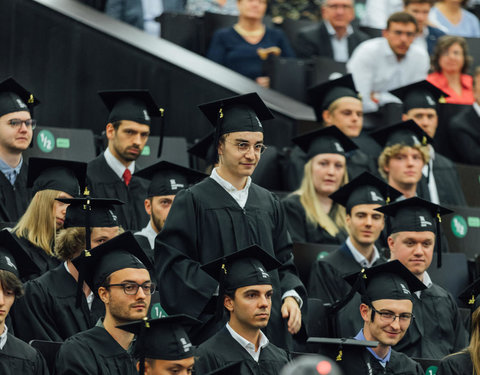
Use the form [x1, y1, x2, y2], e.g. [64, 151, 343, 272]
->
[431, 35, 473, 74]
[386, 11, 418, 31]
[403, 0, 434, 6]
[224, 289, 236, 315]
[0, 270, 24, 298]
[111, 120, 123, 130]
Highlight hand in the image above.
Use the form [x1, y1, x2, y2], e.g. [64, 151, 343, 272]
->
[256, 76, 270, 88]
[370, 92, 379, 104]
[281, 296, 302, 335]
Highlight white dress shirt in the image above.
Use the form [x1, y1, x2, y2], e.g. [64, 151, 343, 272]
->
[103, 148, 135, 182]
[64, 262, 94, 310]
[347, 37, 430, 113]
[422, 145, 440, 204]
[142, 0, 162, 36]
[135, 221, 158, 249]
[360, 0, 404, 29]
[415, 271, 433, 298]
[324, 21, 353, 63]
[226, 323, 269, 362]
[0, 325, 8, 350]
[346, 237, 380, 268]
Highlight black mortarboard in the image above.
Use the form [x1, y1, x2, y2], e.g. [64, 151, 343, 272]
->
[344, 260, 426, 304]
[0, 229, 40, 280]
[307, 337, 378, 363]
[134, 161, 207, 197]
[27, 157, 87, 197]
[329, 171, 402, 213]
[99, 90, 162, 127]
[375, 197, 453, 267]
[458, 277, 480, 311]
[72, 231, 152, 295]
[307, 74, 360, 121]
[60, 197, 123, 229]
[188, 131, 216, 165]
[0, 77, 40, 117]
[292, 126, 358, 160]
[198, 93, 273, 161]
[204, 361, 245, 375]
[390, 80, 448, 112]
[370, 120, 432, 149]
[117, 315, 198, 375]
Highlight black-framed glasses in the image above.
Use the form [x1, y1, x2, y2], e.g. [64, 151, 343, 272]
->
[105, 282, 156, 295]
[371, 306, 414, 324]
[6, 119, 37, 129]
[225, 140, 268, 154]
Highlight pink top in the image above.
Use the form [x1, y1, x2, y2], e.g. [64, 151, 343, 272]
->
[427, 71, 474, 105]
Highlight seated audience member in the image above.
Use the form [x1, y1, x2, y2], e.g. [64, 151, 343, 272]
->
[282, 126, 357, 245]
[296, 0, 369, 62]
[376, 197, 468, 359]
[403, 0, 445, 55]
[427, 35, 474, 105]
[391, 80, 467, 206]
[12, 158, 87, 281]
[0, 233, 49, 375]
[194, 246, 290, 375]
[448, 66, 480, 165]
[437, 278, 480, 375]
[207, 0, 295, 88]
[186, 0, 238, 16]
[334, 261, 425, 374]
[87, 90, 161, 231]
[429, 0, 480, 38]
[347, 12, 430, 118]
[118, 315, 196, 375]
[134, 161, 207, 250]
[360, 0, 404, 29]
[54, 232, 154, 375]
[373, 120, 431, 200]
[0, 78, 38, 223]
[309, 172, 401, 307]
[105, 0, 144, 30]
[11, 198, 123, 343]
[268, 0, 322, 21]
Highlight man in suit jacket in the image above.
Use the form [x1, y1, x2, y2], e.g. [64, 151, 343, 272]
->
[448, 67, 480, 166]
[296, 0, 369, 61]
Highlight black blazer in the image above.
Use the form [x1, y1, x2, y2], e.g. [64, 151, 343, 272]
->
[448, 106, 480, 165]
[296, 21, 369, 59]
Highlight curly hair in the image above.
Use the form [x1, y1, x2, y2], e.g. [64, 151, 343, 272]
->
[378, 144, 430, 179]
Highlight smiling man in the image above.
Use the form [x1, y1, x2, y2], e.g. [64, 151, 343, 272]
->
[0, 78, 39, 223]
[375, 197, 468, 359]
[154, 93, 305, 350]
[55, 232, 153, 375]
[87, 90, 161, 231]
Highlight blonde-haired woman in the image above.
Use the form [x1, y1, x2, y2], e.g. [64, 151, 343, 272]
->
[282, 126, 357, 244]
[12, 158, 86, 281]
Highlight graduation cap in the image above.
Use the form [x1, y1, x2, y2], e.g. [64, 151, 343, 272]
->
[307, 74, 360, 122]
[292, 126, 358, 161]
[117, 315, 198, 375]
[0, 77, 40, 117]
[27, 157, 87, 197]
[375, 197, 453, 267]
[281, 354, 344, 375]
[198, 93, 274, 161]
[0, 229, 40, 281]
[458, 277, 480, 312]
[370, 120, 433, 149]
[71, 231, 153, 296]
[389, 80, 448, 113]
[188, 131, 216, 166]
[99, 89, 165, 157]
[134, 161, 207, 197]
[306, 337, 378, 363]
[343, 260, 426, 304]
[329, 171, 402, 213]
[204, 361, 245, 375]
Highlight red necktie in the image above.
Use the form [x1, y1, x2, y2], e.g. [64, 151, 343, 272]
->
[123, 169, 132, 186]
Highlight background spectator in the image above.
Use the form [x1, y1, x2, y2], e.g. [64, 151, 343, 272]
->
[186, 0, 239, 16]
[429, 0, 480, 37]
[361, 0, 404, 29]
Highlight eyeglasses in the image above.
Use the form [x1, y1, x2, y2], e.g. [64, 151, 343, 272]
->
[325, 4, 353, 10]
[105, 282, 156, 295]
[391, 30, 416, 38]
[225, 140, 268, 154]
[371, 306, 414, 324]
[6, 119, 37, 129]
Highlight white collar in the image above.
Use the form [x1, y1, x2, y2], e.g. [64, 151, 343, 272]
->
[103, 148, 135, 180]
[324, 20, 353, 39]
[225, 323, 269, 361]
[346, 237, 380, 268]
[473, 102, 480, 117]
[210, 167, 251, 194]
[415, 271, 433, 298]
[0, 325, 8, 350]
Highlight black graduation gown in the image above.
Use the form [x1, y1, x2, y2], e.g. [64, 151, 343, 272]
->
[54, 326, 137, 375]
[154, 178, 306, 349]
[329, 346, 424, 375]
[86, 154, 149, 231]
[394, 283, 468, 359]
[437, 351, 472, 375]
[432, 153, 467, 206]
[281, 194, 347, 245]
[12, 234, 60, 282]
[11, 264, 104, 342]
[0, 333, 49, 375]
[194, 327, 290, 375]
[0, 161, 31, 223]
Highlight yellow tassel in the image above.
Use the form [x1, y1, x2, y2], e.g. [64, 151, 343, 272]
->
[219, 108, 223, 119]
[336, 350, 343, 361]
[159, 108, 164, 117]
[28, 94, 34, 104]
[469, 295, 475, 305]
[222, 263, 227, 274]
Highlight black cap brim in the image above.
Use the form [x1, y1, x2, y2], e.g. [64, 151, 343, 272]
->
[0, 77, 40, 117]
[0, 229, 40, 279]
[370, 120, 433, 149]
[389, 80, 448, 112]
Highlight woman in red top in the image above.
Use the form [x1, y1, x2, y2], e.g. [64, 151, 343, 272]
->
[427, 35, 474, 105]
